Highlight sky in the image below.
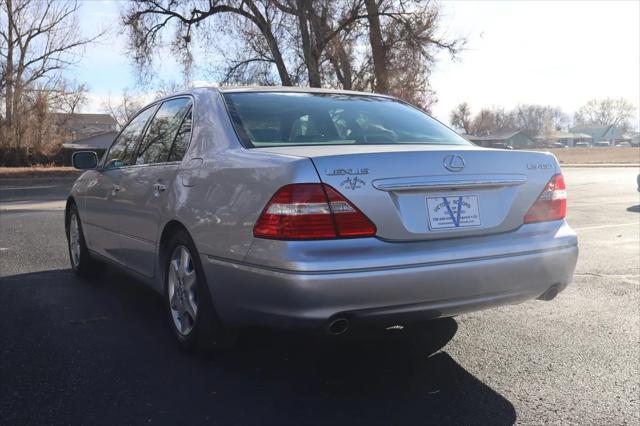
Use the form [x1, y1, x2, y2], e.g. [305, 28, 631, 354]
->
[70, 0, 640, 128]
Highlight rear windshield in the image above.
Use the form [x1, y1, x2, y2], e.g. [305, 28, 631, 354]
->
[222, 92, 470, 148]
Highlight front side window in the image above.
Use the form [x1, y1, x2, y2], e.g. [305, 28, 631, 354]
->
[223, 92, 471, 148]
[104, 107, 156, 168]
[135, 97, 192, 165]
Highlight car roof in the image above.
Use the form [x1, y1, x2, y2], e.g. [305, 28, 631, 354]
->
[209, 85, 395, 99]
[150, 86, 397, 108]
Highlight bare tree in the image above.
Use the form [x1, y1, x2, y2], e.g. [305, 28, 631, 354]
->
[102, 81, 189, 126]
[458, 103, 568, 138]
[0, 1, 6, 102]
[324, 25, 356, 89]
[26, 87, 52, 155]
[0, 80, 78, 162]
[153, 79, 188, 98]
[102, 89, 145, 129]
[469, 107, 516, 136]
[279, 0, 370, 88]
[0, 0, 101, 156]
[51, 78, 88, 114]
[213, 0, 367, 88]
[360, 0, 464, 109]
[574, 98, 636, 131]
[514, 104, 566, 138]
[364, 0, 386, 93]
[122, 0, 294, 86]
[449, 102, 472, 133]
[210, 6, 300, 86]
[121, 0, 464, 110]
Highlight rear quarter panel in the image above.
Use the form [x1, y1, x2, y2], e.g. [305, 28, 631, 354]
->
[167, 89, 320, 263]
[172, 149, 320, 261]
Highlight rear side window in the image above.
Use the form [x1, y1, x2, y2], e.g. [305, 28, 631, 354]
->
[223, 92, 471, 148]
[104, 107, 156, 168]
[168, 107, 192, 162]
[136, 97, 192, 165]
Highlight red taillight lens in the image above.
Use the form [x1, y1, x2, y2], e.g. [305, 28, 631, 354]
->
[323, 185, 377, 237]
[253, 184, 377, 240]
[524, 174, 567, 224]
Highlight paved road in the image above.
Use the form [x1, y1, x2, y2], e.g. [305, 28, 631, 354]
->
[1, 168, 638, 425]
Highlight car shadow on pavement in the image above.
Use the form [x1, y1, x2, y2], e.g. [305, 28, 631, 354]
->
[0, 268, 516, 425]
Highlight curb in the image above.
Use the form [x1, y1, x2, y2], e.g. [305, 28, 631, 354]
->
[0, 175, 79, 181]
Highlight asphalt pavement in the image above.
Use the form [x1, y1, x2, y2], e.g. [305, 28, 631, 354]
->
[0, 167, 638, 425]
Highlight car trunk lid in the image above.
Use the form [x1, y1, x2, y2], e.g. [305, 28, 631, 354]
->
[257, 145, 559, 241]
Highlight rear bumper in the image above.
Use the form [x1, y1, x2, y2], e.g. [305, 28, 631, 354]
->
[202, 221, 578, 330]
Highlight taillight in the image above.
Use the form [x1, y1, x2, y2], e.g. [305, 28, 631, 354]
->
[253, 183, 377, 240]
[524, 174, 567, 224]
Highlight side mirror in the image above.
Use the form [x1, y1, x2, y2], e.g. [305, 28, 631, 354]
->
[72, 151, 98, 170]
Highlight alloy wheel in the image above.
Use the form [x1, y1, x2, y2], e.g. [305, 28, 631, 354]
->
[167, 245, 198, 336]
[69, 213, 81, 268]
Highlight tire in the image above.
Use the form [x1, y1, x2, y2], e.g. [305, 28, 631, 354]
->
[162, 229, 235, 355]
[66, 204, 103, 277]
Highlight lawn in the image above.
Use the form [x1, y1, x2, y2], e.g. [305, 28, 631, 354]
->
[0, 147, 638, 179]
[0, 166, 80, 179]
[531, 147, 640, 164]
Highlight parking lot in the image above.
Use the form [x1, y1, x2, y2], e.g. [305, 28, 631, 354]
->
[1, 167, 638, 425]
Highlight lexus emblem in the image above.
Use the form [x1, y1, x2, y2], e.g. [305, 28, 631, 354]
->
[443, 154, 465, 172]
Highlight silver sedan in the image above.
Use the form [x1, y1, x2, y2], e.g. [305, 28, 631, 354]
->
[66, 87, 578, 352]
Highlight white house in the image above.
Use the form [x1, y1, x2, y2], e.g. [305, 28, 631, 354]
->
[570, 125, 624, 144]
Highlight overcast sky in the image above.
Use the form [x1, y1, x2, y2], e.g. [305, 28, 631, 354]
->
[71, 0, 640, 128]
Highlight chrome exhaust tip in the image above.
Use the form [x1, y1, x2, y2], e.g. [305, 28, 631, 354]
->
[328, 318, 350, 335]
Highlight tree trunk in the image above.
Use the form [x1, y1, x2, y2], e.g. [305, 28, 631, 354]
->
[328, 39, 353, 90]
[245, 0, 292, 86]
[4, 0, 15, 134]
[335, 40, 352, 90]
[296, 0, 322, 87]
[364, 0, 388, 93]
[264, 29, 293, 86]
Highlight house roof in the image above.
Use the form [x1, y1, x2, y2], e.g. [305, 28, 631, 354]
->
[547, 131, 593, 139]
[570, 125, 616, 138]
[51, 112, 116, 124]
[62, 131, 118, 150]
[465, 130, 525, 141]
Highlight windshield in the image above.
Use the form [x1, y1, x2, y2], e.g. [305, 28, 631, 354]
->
[222, 92, 471, 148]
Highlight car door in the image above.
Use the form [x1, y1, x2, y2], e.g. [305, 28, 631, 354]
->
[113, 97, 193, 277]
[82, 106, 157, 262]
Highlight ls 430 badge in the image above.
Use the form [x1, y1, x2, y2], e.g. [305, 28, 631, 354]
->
[527, 163, 554, 170]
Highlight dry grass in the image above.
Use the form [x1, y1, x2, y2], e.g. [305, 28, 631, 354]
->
[0, 147, 638, 178]
[0, 166, 80, 178]
[530, 147, 639, 164]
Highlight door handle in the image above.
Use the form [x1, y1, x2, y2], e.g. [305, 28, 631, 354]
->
[111, 185, 120, 196]
[152, 183, 167, 195]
